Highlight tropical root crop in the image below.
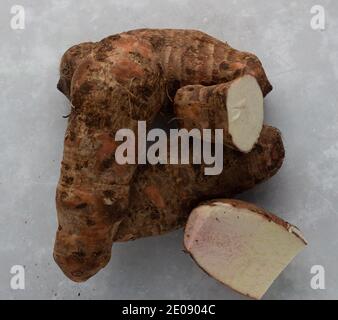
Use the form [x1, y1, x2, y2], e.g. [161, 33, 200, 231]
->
[54, 29, 284, 282]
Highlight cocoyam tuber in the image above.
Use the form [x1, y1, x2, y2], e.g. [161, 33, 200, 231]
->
[184, 200, 306, 299]
[115, 126, 284, 241]
[54, 29, 281, 282]
[174, 75, 264, 152]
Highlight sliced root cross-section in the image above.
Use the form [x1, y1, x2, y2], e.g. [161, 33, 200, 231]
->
[184, 199, 307, 299]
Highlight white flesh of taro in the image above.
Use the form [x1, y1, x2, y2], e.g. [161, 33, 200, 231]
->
[184, 200, 306, 299]
[227, 75, 264, 153]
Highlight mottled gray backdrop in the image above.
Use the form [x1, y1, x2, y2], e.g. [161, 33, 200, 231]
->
[0, 0, 337, 300]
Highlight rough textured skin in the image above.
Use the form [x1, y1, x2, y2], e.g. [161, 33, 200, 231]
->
[174, 76, 261, 149]
[54, 29, 276, 282]
[116, 126, 285, 241]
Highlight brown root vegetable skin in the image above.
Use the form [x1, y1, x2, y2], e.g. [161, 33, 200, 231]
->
[57, 29, 272, 100]
[116, 125, 284, 241]
[174, 75, 264, 152]
[54, 29, 276, 282]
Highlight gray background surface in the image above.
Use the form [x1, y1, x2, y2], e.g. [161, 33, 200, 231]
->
[0, 0, 337, 300]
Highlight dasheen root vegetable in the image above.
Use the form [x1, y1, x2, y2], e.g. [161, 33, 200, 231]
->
[174, 74, 264, 152]
[184, 200, 307, 299]
[115, 126, 284, 241]
[54, 29, 278, 282]
[54, 125, 285, 281]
